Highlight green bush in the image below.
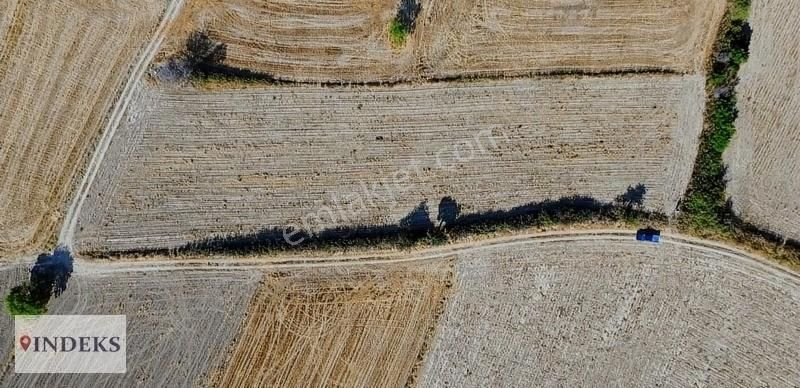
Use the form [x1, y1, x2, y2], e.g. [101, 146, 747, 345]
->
[680, 0, 752, 234]
[5, 283, 48, 316]
[388, 18, 410, 48]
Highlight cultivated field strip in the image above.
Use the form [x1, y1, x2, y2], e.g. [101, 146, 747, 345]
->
[159, 0, 724, 82]
[0, 268, 261, 387]
[421, 0, 725, 78]
[74, 75, 704, 253]
[420, 239, 800, 386]
[212, 262, 452, 387]
[0, 0, 166, 257]
[724, 0, 800, 242]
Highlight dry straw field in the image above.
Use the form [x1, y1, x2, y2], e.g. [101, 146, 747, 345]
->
[157, 0, 724, 82]
[0, 0, 166, 258]
[725, 0, 800, 242]
[420, 237, 800, 386]
[0, 267, 261, 386]
[211, 262, 452, 387]
[74, 75, 704, 253]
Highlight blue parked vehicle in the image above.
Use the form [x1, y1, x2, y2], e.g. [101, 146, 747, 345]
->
[636, 228, 661, 243]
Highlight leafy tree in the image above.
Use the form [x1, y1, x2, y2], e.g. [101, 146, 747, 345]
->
[5, 283, 48, 316]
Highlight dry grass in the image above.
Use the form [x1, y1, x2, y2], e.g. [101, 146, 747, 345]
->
[420, 237, 800, 386]
[157, 0, 725, 82]
[724, 0, 800, 242]
[74, 74, 704, 254]
[211, 261, 453, 387]
[0, 0, 166, 258]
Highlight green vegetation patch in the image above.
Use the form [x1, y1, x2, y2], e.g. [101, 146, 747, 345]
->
[388, 0, 421, 48]
[5, 283, 48, 316]
[680, 0, 751, 235]
[389, 18, 411, 48]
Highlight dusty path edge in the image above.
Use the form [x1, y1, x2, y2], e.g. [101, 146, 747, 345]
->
[65, 229, 800, 283]
[57, 0, 187, 249]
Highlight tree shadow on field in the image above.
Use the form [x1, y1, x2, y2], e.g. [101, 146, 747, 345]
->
[31, 247, 74, 298]
[615, 184, 647, 210]
[88, 183, 665, 258]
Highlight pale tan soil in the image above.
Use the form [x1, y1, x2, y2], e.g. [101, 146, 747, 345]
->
[0, 0, 166, 258]
[157, 0, 725, 82]
[420, 238, 800, 386]
[724, 0, 800, 242]
[73, 74, 704, 254]
[0, 268, 261, 387]
[211, 261, 452, 387]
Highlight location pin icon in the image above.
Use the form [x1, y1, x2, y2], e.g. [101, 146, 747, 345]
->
[20, 335, 31, 351]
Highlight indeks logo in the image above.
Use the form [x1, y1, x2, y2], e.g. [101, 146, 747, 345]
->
[19, 333, 121, 353]
[15, 315, 127, 374]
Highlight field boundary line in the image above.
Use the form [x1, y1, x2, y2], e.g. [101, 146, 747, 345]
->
[73, 230, 800, 282]
[58, 0, 186, 248]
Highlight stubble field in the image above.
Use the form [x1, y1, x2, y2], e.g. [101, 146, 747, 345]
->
[211, 261, 452, 387]
[157, 0, 725, 82]
[724, 0, 800, 242]
[0, 267, 261, 387]
[74, 74, 704, 254]
[419, 236, 800, 386]
[3, 233, 799, 386]
[0, 0, 166, 257]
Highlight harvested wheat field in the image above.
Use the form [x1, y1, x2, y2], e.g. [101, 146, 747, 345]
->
[0, 0, 167, 258]
[724, 0, 800, 242]
[0, 267, 260, 387]
[73, 74, 704, 254]
[157, 0, 724, 82]
[421, 0, 725, 78]
[211, 261, 452, 387]
[420, 236, 800, 386]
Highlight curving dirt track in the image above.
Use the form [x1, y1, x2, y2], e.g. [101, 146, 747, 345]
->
[72, 74, 704, 254]
[725, 0, 800, 242]
[0, 0, 168, 258]
[3, 231, 798, 386]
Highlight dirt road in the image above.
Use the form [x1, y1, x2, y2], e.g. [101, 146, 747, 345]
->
[57, 0, 187, 250]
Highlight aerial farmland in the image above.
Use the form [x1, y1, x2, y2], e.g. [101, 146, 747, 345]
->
[725, 0, 800, 242]
[0, 0, 169, 257]
[73, 74, 703, 254]
[2, 0, 800, 385]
